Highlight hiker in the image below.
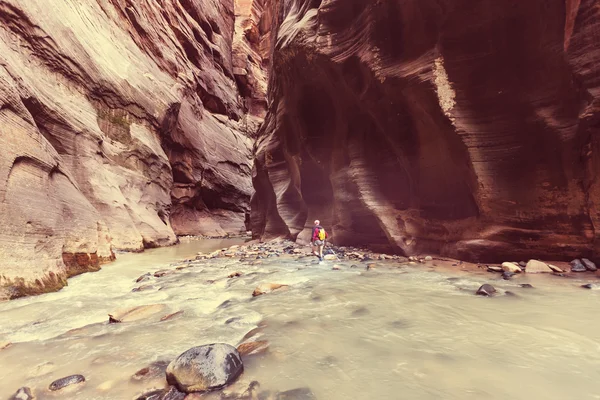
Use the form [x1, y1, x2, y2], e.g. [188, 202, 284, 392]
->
[311, 219, 328, 261]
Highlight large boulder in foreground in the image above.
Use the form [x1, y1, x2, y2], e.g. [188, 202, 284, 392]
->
[166, 344, 243, 393]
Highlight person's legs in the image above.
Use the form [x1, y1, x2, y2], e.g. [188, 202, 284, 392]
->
[318, 243, 324, 259]
[311, 242, 319, 256]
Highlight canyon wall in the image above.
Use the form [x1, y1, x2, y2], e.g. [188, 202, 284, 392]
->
[0, 0, 269, 299]
[252, 0, 600, 262]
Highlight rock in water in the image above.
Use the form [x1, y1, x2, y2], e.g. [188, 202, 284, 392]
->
[252, 283, 288, 297]
[502, 271, 515, 280]
[108, 304, 166, 323]
[49, 374, 86, 391]
[525, 260, 553, 273]
[581, 258, 597, 271]
[501, 262, 522, 273]
[581, 283, 600, 290]
[547, 264, 564, 273]
[276, 388, 317, 400]
[520, 284, 534, 289]
[476, 284, 496, 296]
[9, 387, 34, 400]
[571, 259, 587, 272]
[166, 344, 243, 393]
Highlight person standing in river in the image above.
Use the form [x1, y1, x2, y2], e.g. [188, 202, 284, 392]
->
[311, 219, 328, 261]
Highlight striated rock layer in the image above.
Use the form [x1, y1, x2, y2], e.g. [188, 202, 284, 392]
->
[0, 0, 268, 299]
[252, 0, 600, 262]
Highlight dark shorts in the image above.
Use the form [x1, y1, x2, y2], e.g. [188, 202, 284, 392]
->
[313, 240, 324, 246]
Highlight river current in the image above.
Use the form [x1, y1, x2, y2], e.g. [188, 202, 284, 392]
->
[1, 238, 599, 399]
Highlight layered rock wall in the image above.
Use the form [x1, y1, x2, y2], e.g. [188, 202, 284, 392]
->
[0, 0, 267, 298]
[252, 0, 600, 262]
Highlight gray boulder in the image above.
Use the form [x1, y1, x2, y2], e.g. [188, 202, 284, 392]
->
[166, 343, 243, 393]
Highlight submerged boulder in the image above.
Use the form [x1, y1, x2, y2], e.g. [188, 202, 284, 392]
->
[166, 343, 243, 393]
[476, 284, 497, 296]
[276, 388, 317, 400]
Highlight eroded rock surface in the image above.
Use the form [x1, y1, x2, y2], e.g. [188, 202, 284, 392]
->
[0, 0, 268, 297]
[251, 0, 600, 262]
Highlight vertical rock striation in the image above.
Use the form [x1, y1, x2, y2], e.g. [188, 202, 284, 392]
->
[0, 0, 267, 298]
[252, 0, 600, 262]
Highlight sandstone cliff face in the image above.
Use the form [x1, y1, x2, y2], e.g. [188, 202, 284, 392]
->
[0, 0, 266, 298]
[252, 0, 600, 262]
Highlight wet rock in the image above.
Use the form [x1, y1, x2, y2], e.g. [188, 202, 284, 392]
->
[136, 273, 152, 283]
[350, 265, 359, 268]
[323, 255, 337, 261]
[252, 283, 288, 297]
[547, 264, 564, 273]
[332, 265, 341, 271]
[581, 283, 600, 290]
[581, 258, 597, 271]
[9, 387, 34, 400]
[487, 266, 503, 273]
[220, 380, 261, 400]
[424, 256, 433, 261]
[0, 341, 12, 351]
[154, 270, 174, 278]
[131, 360, 170, 382]
[132, 284, 155, 293]
[228, 272, 243, 278]
[135, 389, 166, 400]
[366, 264, 377, 270]
[166, 343, 243, 393]
[502, 271, 515, 280]
[501, 262, 522, 273]
[161, 311, 185, 322]
[476, 284, 496, 296]
[161, 386, 186, 400]
[276, 388, 317, 400]
[519, 284, 534, 288]
[518, 261, 527, 268]
[571, 259, 587, 272]
[108, 304, 167, 323]
[49, 374, 86, 391]
[525, 260, 553, 273]
[237, 340, 270, 357]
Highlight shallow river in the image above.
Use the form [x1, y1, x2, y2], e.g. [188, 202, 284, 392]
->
[1, 238, 600, 399]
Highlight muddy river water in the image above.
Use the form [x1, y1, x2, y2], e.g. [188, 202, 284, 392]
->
[1, 238, 600, 399]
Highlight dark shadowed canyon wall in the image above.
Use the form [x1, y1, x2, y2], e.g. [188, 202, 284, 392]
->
[0, 0, 270, 299]
[252, 0, 600, 262]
